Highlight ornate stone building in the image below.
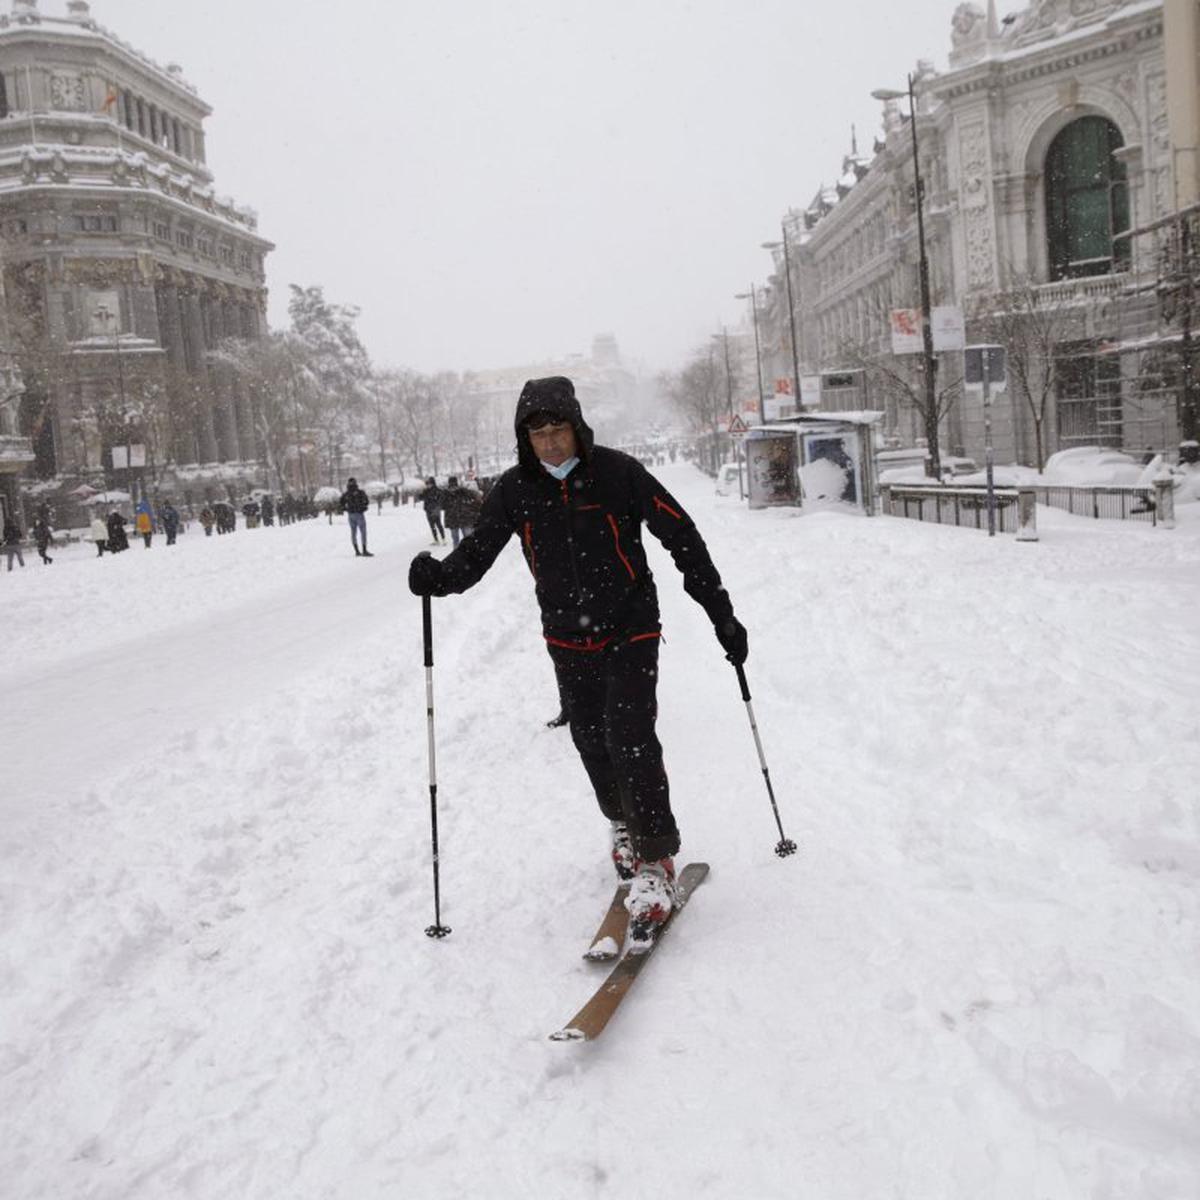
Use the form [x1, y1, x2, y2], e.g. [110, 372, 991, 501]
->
[0, 0, 272, 506]
[759, 0, 1183, 467]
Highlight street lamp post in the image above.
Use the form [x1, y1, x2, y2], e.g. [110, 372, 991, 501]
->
[761, 227, 803, 413]
[712, 328, 744, 499]
[872, 73, 941, 479]
[734, 285, 766, 415]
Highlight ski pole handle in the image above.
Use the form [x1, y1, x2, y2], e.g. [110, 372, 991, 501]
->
[734, 661, 752, 703]
[419, 553, 434, 668]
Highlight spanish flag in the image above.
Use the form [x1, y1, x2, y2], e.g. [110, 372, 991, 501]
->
[101, 85, 118, 113]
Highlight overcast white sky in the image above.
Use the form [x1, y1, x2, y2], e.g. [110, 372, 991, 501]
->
[92, 0, 958, 375]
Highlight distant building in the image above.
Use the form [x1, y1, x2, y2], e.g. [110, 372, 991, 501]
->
[0, 0, 273, 510]
[460, 334, 636, 472]
[761, 0, 1190, 468]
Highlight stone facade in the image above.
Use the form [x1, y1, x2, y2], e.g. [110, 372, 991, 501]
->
[762, 0, 1182, 467]
[0, 0, 273, 507]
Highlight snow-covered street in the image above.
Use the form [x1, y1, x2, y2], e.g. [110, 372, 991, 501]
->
[3, 465, 1199, 1199]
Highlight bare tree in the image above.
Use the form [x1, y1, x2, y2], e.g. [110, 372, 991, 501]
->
[837, 314, 962, 477]
[975, 277, 1078, 471]
[660, 347, 727, 472]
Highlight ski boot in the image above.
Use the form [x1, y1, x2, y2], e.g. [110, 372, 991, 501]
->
[625, 858, 676, 954]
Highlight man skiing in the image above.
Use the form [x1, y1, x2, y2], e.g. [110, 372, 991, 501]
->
[408, 376, 747, 951]
[340, 477, 373, 557]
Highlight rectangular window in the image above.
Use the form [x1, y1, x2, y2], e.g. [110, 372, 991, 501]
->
[1055, 345, 1122, 446]
[74, 214, 118, 232]
[154, 221, 170, 240]
[175, 230, 194, 250]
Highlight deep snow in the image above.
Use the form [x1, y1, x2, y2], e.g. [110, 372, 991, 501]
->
[2, 466, 1199, 1199]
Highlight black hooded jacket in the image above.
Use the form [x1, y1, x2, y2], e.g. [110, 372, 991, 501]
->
[430, 376, 735, 646]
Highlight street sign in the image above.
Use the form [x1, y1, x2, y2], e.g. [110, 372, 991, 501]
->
[728, 414, 749, 435]
[964, 344, 1007, 388]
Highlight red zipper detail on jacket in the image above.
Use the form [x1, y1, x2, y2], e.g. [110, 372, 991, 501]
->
[653, 495, 684, 520]
[523, 521, 537, 577]
[606, 513, 636, 580]
[627, 631, 661, 644]
[545, 634, 612, 652]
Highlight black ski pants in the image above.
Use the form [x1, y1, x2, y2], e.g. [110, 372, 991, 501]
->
[548, 635, 679, 863]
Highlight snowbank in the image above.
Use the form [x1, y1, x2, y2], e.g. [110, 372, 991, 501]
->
[2, 471, 1198, 1198]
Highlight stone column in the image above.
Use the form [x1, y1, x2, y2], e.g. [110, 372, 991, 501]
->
[230, 303, 258, 460]
[1015, 487, 1038, 542]
[1154, 475, 1176, 529]
[183, 289, 218, 462]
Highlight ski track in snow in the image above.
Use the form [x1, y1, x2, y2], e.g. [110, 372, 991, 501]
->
[2, 471, 1199, 1199]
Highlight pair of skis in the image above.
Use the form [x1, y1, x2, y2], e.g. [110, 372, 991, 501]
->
[549, 862, 709, 1042]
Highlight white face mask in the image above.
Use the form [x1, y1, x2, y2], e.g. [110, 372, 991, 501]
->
[542, 456, 579, 480]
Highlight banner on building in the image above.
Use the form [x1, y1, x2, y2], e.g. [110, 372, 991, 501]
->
[890, 309, 923, 355]
[800, 375, 822, 408]
[932, 305, 965, 351]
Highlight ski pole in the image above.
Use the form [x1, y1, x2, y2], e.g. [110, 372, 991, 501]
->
[421, 579, 452, 938]
[733, 662, 798, 858]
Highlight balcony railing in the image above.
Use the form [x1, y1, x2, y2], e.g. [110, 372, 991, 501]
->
[1033, 273, 1129, 306]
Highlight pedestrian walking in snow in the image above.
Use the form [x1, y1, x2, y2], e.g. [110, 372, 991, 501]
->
[134, 502, 154, 549]
[339, 477, 373, 557]
[418, 477, 445, 545]
[199, 506, 215, 537]
[408, 376, 747, 950]
[442, 476, 482, 547]
[160, 500, 180, 546]
[89, 514, 108, 556]
[31, 517, 54, 564]
[105, 510, 129, 553]
[3, 517, 25, 570]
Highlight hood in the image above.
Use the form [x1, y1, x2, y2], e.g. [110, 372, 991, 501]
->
[513, 376, 594, 475]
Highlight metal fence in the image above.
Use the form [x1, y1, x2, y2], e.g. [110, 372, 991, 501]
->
[1031, 485, 1159, 525]
[882, 485, 1024, 534]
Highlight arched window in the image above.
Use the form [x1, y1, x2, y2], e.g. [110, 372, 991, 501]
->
[1045, 116, 1130, 280]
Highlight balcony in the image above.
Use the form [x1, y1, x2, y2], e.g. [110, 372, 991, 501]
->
[1034, 273, 1129, 306]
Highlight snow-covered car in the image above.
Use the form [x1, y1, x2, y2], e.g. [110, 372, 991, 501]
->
[1042, 446, 1144, 486]
[714, 463, 742, 496]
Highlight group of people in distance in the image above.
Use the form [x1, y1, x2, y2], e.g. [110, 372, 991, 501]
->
[416, 475, 483, 547]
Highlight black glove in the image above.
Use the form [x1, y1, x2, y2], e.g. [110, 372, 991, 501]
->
[715, 616, 748, 665]
[408, 553, 445, 597]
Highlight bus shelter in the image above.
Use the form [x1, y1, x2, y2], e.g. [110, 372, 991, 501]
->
[745, 411, 883, 515]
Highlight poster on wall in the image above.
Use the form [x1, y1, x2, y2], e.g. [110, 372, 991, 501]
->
[745, 433, 800, 509]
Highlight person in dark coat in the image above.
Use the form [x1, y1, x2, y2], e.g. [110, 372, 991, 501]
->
[339, 477, 373, 557]
[31, 517, 54, 564]
[260, 494, 275, 526]
[417, 477, 445, 545]
[408, 376, 747, 950]
[159, 500, 181, 546]
[105, 510, 129, 553]
[199, 506, 215, 536]
[442, 476, 483, 548]
[3, 516, 25, 570]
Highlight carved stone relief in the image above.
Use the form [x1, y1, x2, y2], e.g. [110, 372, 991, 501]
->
[958, 120, 996, 288]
